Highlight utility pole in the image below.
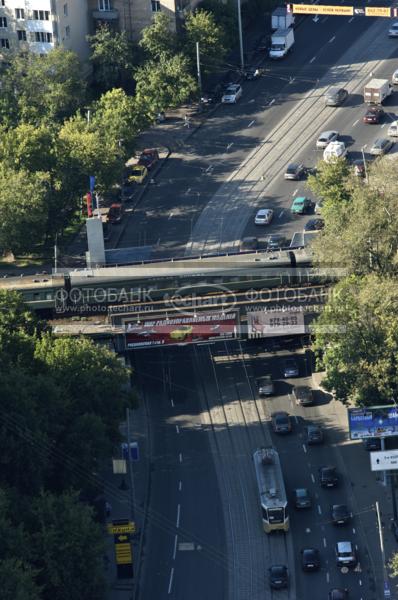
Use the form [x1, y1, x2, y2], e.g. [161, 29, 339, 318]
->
[361, 145, 369, 183]
[196, 42, 202, 98]
[376, 501, 391, 599]
[54, 234, 58, 274]
[237, 0, 244, 71]
[392, 472, 398, 522]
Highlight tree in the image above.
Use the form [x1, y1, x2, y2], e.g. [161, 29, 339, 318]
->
[135, 54, 197, 116]
[307, 158, 352, 205]
[199, 0, 237, 48]
[0, 166, 50, 254]
[0, 123, 57, 174]
[390, 552, 398, 580]
[139, 12, 177, 60]
[313, 274, 398, 406]
[88, 24, 134, 90]
[183, 9, 227, 74]
[91, 88, 137, 151]
[30, 491, 106, 600]
[0, 559, 41, 600]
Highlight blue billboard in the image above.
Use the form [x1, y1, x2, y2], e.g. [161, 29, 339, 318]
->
[348, 405, 398, 439]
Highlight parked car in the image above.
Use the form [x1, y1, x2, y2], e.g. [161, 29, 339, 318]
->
[316, 130, 339, 149]
[305, 424, 324, 445]
[221, 84, 243, 104]
[266, 234, 287, 251]
[389, 22, 398, 37]
[315, 199, 324, 214]
[284, 163, 305, 180]
[392, 69, 398, 84]
[254, 208, 273, 225]
[304, 218, 324, 231]
[325, 87, 348, 106]
[329, 589, 349, 600]
[291, 196, 313, 215]
[293, 385, 314, 406]
[301, 547, 320, 571]
[331, 504, 351, 525]
[335, 541, 357, 567]
[269, 565, 288, 589]
[240, 237, 258, 251]
[257, 375, 274, 396]
[283, 358, 299, 377]
[126, 164, 148, 184]
[363, 107, 385, 124]
[363, 437, 382, 451]
[294, 488, 312, 509]
[388, 120, 398, 136]
[107, 203, 123, 224]
[271, 411, 292, 434]
[138, 148, 159, 170]
[370, 138, 394, 156]
[319, 466, 338, 488]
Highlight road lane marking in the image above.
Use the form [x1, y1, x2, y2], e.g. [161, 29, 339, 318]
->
[303, 443, 307, 453]
[323, 537, 327, 547]
[293, 188, 298, 195]
[168, 212, 173, 220]
[176, 425, 180, 434]
[269, 99, 275, 106]
[353, 528, 356, 534]
[381, 123, 386, 128]
[227, 142, 234, 151]
[248, 120, 255, 128]
[294, 415, 299, 424]
[326, 571, 330, 583]
[313, 15, 319, 22]
[348, 16, 354, 22]
[176, 504, 181, 528]
[205, 165, 213, 173]
[156, 237, 161, 246]
[353, 119, 359, 126]
[185, 187, 191, 195]
[179, 453, 183, 463]
[173, 534, 178, 559]
[178, 542, 195, 551]
[168, 568, 174, 594]
[178, 480, 182, 491]
[311, 473, 315, 483]
[359, 579, 362, 585]
[278, 210, 284, 218]
[329, 36, 336, 43]
[305, 527, 311, 533]
[170, 398, 175, 407]
[318, 505, 322, 515]
[310, 56, 316, 63]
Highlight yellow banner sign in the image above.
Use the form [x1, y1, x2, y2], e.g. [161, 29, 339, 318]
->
[292, 4, 354, 15]
[365, 6, 391, 16]
[107, 521, 136, 535]
[115, 542, 133, 565]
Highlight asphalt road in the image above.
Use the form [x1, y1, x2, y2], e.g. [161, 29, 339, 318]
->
[133, 338, 389, 600]
[117, 10, 389, 258]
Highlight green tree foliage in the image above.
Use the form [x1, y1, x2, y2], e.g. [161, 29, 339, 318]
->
[88, 24, 134, 90]
[135, 54, 198, 115]
[313, 275, 398, 406]
[183, 9, 227, 74]
[91, 88, 137, 151]
[390, 552, 398, 580]
[0, 558, 41, 600]
[307, 158, 351, 205]
[0, 124, 56, 174]
[199, 0, 237, 48]
[139, 12, 177, 60]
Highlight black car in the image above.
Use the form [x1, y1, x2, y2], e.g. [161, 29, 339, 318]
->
[304, 218, 325, 231]
[301, 547, 320, 571]
[331, 504, 351, 525]
[271, 411, 292, 434]
[269, 565, 288, 589]
[305, 424, 324, 445]
[294, 488, 311, 509]
[266, 234, 287, 251]
[319, 466, 338, 488]
[240, 237, 258, 251]
[363, 437, 381, 451]
[329, 589, 349, 600]
[284, 162, 306, 180]
[293, 385, 314, 406]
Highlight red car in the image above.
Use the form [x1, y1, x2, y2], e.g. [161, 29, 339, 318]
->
[138, 148, 159, 170]
[363, 107, 384, 124]
[107, 203, 123, 224]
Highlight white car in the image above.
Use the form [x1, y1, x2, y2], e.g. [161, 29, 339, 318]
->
[389, 22, 398, 37]
[323, 141, 347, 163]
[392, 69, 398, 84]
[388, 120, 398, 136]
[316, 130, 339, 149]
[255, 208, 274, 225]
[370, 137, 394, 156]
[221, 84, 243, 104]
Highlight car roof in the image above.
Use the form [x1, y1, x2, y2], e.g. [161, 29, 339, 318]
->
[270, 564, 287, 572]
[307, 424, 321, 431]
[257, 208, 271, 214]
[273, 411, 288, 417]
[293, 196, 306, 203]
[337, 541, 353, 552]
[295, 487, 308, 494]
[319, 130, 336, 137]
[287, 162, 300, 168]
[374, 138, 387, 145]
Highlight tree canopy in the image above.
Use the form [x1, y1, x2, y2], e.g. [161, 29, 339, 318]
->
[88, 24, 134, 91]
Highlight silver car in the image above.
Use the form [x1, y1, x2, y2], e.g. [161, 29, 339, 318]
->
[316, 130, 339, 149]
[389, 22, 398, 37]
[370, 137, 394, 156]
[392, 69, 398, 84]
[221, 84, 242, 104]
[258, 375, 275, 396]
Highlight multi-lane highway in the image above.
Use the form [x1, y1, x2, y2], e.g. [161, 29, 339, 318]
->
[117, 10, 397, 259]
[133, 339, 383, 599]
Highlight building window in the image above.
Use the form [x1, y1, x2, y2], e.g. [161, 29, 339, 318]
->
[0, 17, 7, 28]
[0, 0, 4, 6]
[0, 38, 9, 48]
[17, 29, 27, 41]
[65, 25, 70, 38]
[63, 3, 68, 16]
[15, 8, 25, 19]
[33, 10, 50, 20]
[34, 32, 52, 43]
[151, 0, 161, 11]
[98, 0, 112, 10]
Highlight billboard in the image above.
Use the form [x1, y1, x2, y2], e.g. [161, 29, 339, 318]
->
[125, 311, 239, 349]
[247, 308, 305, 338]
[348, 405, 398, 440]
[290, 4, 354, 15]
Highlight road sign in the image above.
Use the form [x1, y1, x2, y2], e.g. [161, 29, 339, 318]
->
[107, 520, 136, 535]
[370, 450, 398, 471]
[290, 4, 354, 15]
[366, 6, 391, 16]
[122, 442, 139, 461]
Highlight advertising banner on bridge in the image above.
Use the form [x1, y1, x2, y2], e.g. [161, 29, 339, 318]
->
[125, 312, 239, 349]
[348, 405, 398, 440]
[289, 3, 354, 15]
[247, 308, 306, 338]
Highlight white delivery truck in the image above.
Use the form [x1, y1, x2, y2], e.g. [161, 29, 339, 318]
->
[269, 28, 295, 59]
[363, 79, 393, 104]
[271, 6, 295, 30]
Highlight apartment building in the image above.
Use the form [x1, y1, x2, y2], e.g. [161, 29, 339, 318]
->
[0, 0, 90, 62]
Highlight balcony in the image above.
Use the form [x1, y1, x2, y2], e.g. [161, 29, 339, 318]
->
[92, 9, 119, 20]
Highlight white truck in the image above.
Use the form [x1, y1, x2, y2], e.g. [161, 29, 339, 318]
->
[323, 141, 347, 163]
[364, 78, 393, 104]
[269, 28, 294, 59]
[271, 6, 295, 30]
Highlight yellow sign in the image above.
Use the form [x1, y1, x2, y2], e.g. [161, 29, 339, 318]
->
[107, 521, 136, 535]
[115, 542, 133, 565]
[292, 4, 354, 15]
[365, 6, 391, 16]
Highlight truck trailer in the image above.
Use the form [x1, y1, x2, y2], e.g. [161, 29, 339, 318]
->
[271, 6, 295, 30]
[269, 28, 295, 59]
[364, 79, 393, 104]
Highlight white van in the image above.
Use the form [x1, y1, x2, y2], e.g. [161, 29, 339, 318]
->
[323, 141, 347, 163]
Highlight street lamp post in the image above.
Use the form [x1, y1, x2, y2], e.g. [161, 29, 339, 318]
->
[361, 145, 369, 183]
[376, 501, 391, 599]
[237, 0, 244, 71]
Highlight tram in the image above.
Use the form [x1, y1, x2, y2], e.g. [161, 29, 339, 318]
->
[253, 447, 289, 533]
